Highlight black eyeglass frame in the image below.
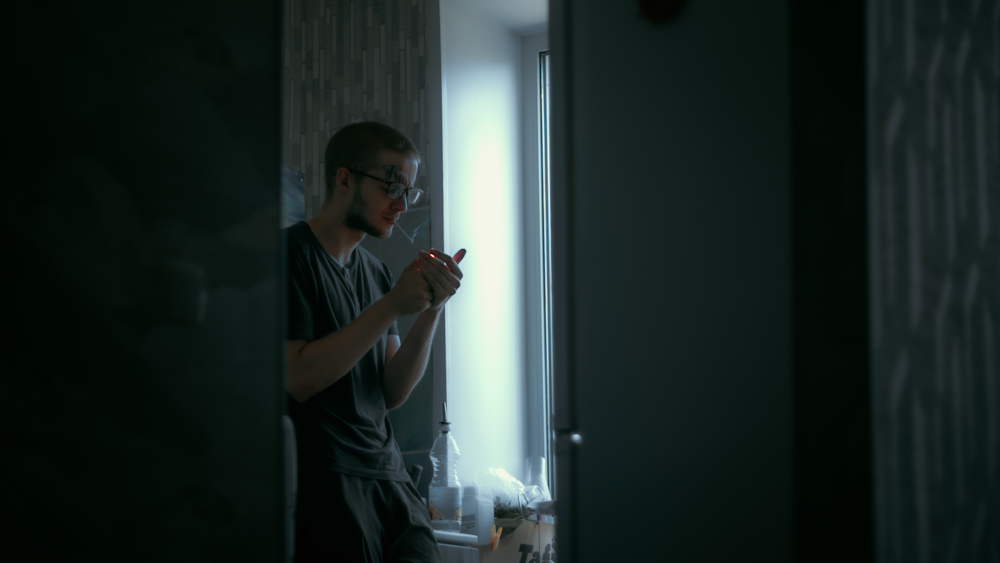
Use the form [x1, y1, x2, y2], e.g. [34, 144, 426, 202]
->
[346, 169, 423, 204]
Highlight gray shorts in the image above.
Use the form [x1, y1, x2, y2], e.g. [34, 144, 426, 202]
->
[294, 472, 442, 563]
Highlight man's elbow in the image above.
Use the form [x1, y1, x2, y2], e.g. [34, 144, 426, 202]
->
[288, 389, 312, 403]
[285, 374, 315, 403]
[285, 340, 314, 402]
[384, 391, 407, 411]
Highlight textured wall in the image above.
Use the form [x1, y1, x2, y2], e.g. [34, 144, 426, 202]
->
[867, 1, 1000, 561]
[6, 0, 285, 560]
[283, 0, 430, 220]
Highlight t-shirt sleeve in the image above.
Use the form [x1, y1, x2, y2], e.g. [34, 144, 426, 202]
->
[383, 263, 399, 336]
[287, 244, 315, 342]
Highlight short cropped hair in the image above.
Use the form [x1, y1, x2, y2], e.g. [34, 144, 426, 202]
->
[323, 121, 420, 198]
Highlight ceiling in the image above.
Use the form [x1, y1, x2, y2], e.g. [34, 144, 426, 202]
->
[451, 0, 548, 35]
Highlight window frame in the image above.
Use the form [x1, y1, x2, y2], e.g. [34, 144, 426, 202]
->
[522, 37, 555, 496]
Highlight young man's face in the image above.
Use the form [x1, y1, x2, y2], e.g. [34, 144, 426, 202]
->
[344, 150, 419, 238]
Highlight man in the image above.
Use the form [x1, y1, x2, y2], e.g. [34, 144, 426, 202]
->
[285, 121, 463, 562]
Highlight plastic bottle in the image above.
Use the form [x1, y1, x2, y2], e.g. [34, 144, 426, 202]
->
[524, 456, 555, 524]
[461, 485, 494, 545]
[428, 402, 462, 530]
[524, 456, 552, 502]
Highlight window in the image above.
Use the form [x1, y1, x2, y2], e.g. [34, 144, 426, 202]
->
[534, 49, 556, 493]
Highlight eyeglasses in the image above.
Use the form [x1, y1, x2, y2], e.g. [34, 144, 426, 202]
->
[347, 169, 424, 204]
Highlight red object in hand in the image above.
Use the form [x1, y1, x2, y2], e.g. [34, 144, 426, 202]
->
[637, 0, 686, 23]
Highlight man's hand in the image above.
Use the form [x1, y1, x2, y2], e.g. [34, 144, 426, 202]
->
[381, 249, 465, 409]
[418, 248, 465, 310]
[389, 260, 433, 315]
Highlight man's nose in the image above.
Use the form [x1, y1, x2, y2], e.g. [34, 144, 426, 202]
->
[391, 195, 407, 212]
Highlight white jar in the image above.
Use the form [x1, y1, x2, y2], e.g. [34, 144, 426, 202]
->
[460, 485, 494, 545]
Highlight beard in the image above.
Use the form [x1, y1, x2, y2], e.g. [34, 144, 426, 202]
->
[343, 185, 390, 238]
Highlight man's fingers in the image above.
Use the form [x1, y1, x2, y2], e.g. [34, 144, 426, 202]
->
[424, 274, 447, 306]
[419, 255, 456, 295]
[402, 257, 421, 272]
[418, 256, 447, 289]
[420, 252, 459, 288]
[428, 248, 464, 279]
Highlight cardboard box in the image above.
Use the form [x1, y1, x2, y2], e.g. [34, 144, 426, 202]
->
[476, 521, 555, 563]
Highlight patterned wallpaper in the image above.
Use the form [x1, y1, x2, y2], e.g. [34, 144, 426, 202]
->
[867, 1, 999, 561]
[284, 0, 430, 220]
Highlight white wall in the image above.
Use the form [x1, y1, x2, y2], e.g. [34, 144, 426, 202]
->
[440, 0, 525, 486]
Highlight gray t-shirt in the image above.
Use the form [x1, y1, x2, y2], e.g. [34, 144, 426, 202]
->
[285, 221, 408, 481]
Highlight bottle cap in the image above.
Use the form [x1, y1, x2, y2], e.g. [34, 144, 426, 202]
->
[439, 402, 451, 432]
[463, 485, 479, 497]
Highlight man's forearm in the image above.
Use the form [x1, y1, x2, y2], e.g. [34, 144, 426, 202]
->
[382, 307, 442, 409]
[287, 297, 399, 402]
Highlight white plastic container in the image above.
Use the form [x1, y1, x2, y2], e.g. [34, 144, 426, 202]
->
[428, 402, 462, 528]
[460, 485, 494, 545]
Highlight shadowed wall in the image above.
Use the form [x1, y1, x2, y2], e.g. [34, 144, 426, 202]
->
[5, 0, 285, 560]
[791, 1, 873, 561]
[549, 0, 793, 560]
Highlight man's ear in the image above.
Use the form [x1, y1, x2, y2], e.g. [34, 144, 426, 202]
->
[334, 166, 353, 195]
